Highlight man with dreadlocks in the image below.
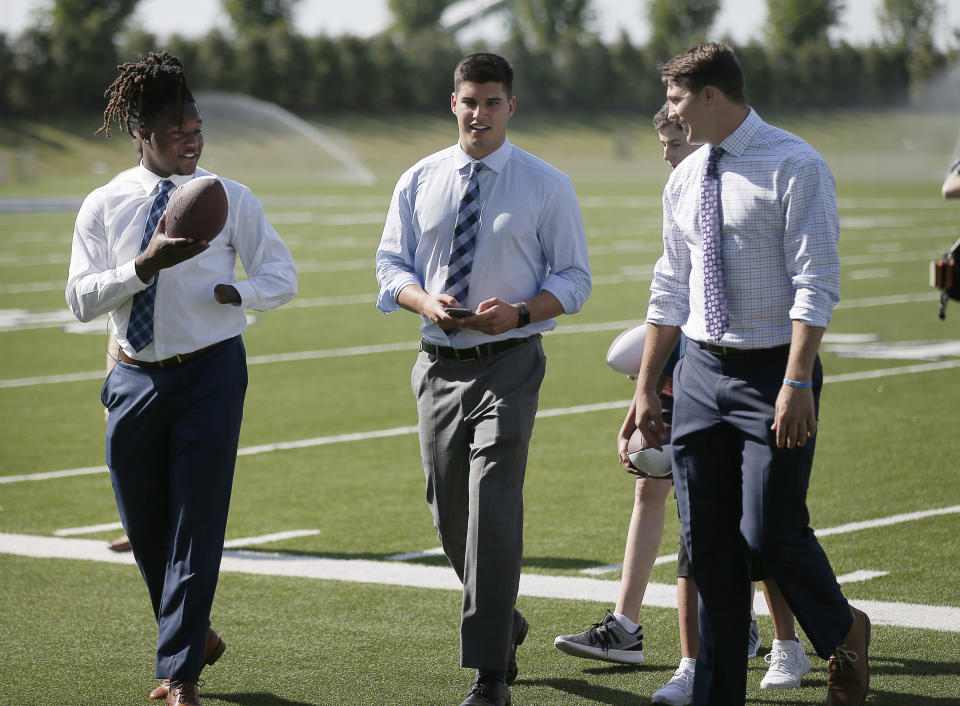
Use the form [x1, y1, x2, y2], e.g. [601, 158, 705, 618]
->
[66, 51, 297, 706]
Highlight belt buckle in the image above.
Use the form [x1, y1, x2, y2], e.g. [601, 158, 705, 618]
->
[454, 345, 482, 361]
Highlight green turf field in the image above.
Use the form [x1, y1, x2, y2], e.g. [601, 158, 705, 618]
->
[1, 106, 959, 704]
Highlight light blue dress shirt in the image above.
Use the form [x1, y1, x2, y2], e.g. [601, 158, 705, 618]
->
[647, 109, 841, 349]
[376, 139, 591, 347]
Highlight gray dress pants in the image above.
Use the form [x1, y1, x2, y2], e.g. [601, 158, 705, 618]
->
[411, 335, 545, 670]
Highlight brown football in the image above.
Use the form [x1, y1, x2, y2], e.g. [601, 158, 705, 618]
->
[163, 176, 228, 242]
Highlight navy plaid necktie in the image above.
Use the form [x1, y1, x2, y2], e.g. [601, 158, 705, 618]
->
[444, 161, 484, 306]
[700, 146, 728, 340]
[127, 179, 173, 351]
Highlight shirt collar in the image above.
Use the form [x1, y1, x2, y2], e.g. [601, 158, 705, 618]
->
[136, 162, 196, 196]
[453, 138, 513, 174]
[716, 107, 760, 158]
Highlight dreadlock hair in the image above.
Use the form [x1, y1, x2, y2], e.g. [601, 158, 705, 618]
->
[96, 50, 195, 138]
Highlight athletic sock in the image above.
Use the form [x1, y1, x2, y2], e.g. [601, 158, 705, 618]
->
[679, 657, 696, 672]
[613, 612, 640, 633]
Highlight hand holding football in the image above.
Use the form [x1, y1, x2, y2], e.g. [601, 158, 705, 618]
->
[164, 176, 228, 242]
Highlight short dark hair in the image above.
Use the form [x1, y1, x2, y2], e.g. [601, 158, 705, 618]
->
[454, 53, 513, 95]
[658, 42, 746, 105]
[653, 102, 672, 130]
[97, 50, 195, 138]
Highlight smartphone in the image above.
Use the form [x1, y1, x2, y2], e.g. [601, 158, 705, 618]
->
[444, 307, 474, 318]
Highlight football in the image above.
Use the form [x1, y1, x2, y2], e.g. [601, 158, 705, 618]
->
[164, 176, 228, 242]
[626, 427, 673, 477]
[606, 323, 647, 377]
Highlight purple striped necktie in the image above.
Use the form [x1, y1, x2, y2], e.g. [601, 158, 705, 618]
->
[700, 146, 728, 340]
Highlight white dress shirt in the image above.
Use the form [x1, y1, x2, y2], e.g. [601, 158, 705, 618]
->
[376, 139, 591, 347]
[66, 164, 298, 361]
[647, 109, 841, 349]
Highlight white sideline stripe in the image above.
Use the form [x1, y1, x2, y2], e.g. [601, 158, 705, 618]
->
[53, 521, 124, 536]
[236, 425, 419, 457]
[223, 529, 320, 548]
[1, 532, 956, 632]
[386, 546, 446, 561]
[824, 359, 960, 383]
[579, 506, 960, 575]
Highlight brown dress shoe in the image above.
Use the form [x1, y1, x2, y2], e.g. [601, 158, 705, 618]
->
[827, 606, 871, 705]
[107, 535, 132, 552]
[166, 680, 201, 706]
[149, 628, 226, 700]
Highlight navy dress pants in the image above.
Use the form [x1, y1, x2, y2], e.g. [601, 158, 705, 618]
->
[671, 341, 851, 705]
[101, 336, 246, 680]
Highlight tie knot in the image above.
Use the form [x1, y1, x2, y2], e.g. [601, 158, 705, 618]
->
[709, 146, 724, 163]
[468, 161, 484, 178]
[158, 179, 174, 195]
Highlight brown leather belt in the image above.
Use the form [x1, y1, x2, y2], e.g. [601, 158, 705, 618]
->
[119, 342, 220, 369]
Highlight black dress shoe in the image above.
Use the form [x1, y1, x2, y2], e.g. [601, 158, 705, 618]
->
[506, 612, 528, 685]
[459, 674, 511, 706]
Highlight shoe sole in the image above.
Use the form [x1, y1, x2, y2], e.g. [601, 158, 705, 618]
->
[506, 617, 528, 686]
[206, 637, 226, 666]
[553, 637, 645, 664]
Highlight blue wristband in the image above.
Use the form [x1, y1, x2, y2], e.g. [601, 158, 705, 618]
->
[782, 378, 813, 388]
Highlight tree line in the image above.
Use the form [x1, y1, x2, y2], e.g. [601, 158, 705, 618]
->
[0, 0, 955, 117]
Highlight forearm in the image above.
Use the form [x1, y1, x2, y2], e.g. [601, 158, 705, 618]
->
[636, 324, 682, 393]
[784, 320, 824, 382]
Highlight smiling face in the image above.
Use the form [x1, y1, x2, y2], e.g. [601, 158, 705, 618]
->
[139, 101, 204, 177]
[657, 120, 697, 168]
[666, 82, 711, 146]
[451, 81, 515, 160]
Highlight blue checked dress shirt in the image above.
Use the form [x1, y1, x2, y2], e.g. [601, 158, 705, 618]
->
[376, 139, 591, 348]
[647, 109, 841, 349]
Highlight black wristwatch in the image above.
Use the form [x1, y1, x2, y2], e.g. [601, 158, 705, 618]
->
[516, 303, 530, 328]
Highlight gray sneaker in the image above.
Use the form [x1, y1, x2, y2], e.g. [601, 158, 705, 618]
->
[747, 611, 762, 658]
[554, 611, 644, 664]
[651, 665, 695, 705]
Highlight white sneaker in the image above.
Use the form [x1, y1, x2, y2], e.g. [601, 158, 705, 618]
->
[760, 637, 811, 689]
[651, 665, 695, 705]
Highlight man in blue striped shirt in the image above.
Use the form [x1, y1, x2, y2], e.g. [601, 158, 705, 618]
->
[633, 43, 870, 706]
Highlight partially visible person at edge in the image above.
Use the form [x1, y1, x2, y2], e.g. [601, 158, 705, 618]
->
[66, 51, 297, 706]
[375, 52, 591, 706]
[942, 155, 960, 198]
[634, 43, 870, 706]
[555, 104, 811, 706]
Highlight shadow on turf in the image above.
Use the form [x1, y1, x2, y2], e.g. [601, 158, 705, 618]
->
[520, 676, 648, 705]
[202, 692, 314, 706]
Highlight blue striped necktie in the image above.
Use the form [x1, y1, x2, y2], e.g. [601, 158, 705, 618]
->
[127, 179, 174, 351]
[444, 161, 484, 307]
[700, 146, 728, 340]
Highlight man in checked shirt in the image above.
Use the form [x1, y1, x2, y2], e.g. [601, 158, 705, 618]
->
[632, 43, 870, 706]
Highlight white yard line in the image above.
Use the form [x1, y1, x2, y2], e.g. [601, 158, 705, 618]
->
[579, 506, 960, 576]
[0, 531, 956, 632]
[223, 529, 320, 548]
[53, 521, 124, 536]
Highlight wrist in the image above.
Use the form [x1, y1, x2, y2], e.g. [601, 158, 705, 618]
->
[782, 378, 813, 388]
[516, 302, 530, 328]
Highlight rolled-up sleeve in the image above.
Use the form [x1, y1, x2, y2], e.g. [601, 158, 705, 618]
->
[539, 176, 591, 314]
[647, 187, 691, 327]
[375, 175, 420, 314]
[782, 158, 841, 328]
[231, 187, 298, 311]
[65, 192, 149, 323]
